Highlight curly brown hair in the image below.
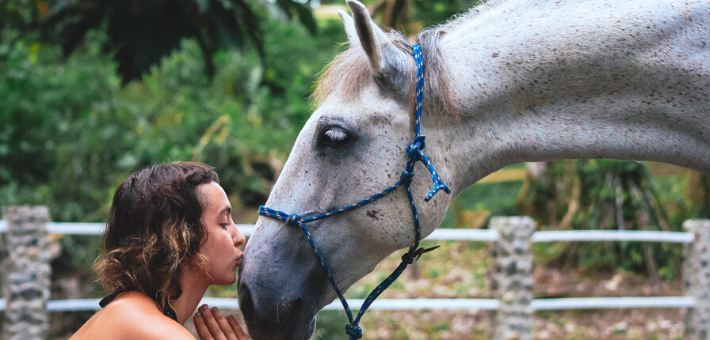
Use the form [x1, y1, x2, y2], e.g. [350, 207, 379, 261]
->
[95, 162, 219, 310]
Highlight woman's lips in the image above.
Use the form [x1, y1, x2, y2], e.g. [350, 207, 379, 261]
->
[236, 254, 243, 266]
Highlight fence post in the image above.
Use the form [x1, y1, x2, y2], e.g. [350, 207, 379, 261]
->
[683, 219, 710, 340]
[1, 206, 51, 340]
[489, 216, 535, 340]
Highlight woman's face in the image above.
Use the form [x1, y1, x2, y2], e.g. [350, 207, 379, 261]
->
[199, 181, 245, 285]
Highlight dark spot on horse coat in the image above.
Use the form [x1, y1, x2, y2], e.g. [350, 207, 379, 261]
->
[366, 210, 380, 220]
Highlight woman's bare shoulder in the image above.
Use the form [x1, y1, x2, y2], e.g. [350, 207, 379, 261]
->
[70, 292, 194, 340]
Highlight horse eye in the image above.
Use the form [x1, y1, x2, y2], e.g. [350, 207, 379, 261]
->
[321, 126, 350, 146]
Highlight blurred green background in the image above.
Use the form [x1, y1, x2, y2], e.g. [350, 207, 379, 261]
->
[2, 0, 709, 339]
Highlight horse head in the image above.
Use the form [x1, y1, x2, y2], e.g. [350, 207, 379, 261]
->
[237, 1, 456, 339]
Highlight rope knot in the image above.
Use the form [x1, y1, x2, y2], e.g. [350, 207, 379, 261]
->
[412, 135, 426, 150]
[405, 135, 426, 160]
[286, 214, 302, 225]
[400, 171, 414, 184]
[401, 252, 415, 265]
[345, 324, 363, 339]
[403, 245, 441, 265]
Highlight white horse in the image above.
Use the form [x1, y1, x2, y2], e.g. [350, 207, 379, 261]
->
[238, 0, 710, 338]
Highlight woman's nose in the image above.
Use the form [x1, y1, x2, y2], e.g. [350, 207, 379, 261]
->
[234, 225, 246, 247]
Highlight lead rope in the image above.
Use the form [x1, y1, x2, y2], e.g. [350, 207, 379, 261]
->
[258, 44, 450, 339]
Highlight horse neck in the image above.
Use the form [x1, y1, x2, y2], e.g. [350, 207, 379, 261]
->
[427, 0, 710, 193]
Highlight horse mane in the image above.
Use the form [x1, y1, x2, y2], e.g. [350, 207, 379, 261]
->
[312, 0, 531, 117]
[313, 26, 459, 118]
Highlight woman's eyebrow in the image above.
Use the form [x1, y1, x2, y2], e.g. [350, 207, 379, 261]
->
[219, 206, 232, 216]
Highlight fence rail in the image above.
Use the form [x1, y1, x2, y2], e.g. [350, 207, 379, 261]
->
[1, 209, 708, 340]
[0, 296, 695, 313]
[0, 220, 696, 243]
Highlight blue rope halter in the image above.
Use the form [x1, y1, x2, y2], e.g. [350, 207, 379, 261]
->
[258, 44, 450, 339]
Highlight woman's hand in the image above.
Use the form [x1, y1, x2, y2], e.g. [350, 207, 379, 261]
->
[194, 305, 249, 340]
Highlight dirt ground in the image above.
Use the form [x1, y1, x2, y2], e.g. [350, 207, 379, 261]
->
[530, 267, 685, 340]
[345, 268, 687, 340]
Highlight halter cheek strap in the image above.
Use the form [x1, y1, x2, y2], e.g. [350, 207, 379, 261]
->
[258, 43, 450, 340]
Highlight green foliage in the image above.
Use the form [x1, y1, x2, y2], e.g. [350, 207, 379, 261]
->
[457, 181, 523, 213]
[41, 0, 318, 83]
[2, 10, 350, 337]
[438, 179, 522, 230]
[574, 160, 682, 276]
[52, 235, 103, 280]
[521, 159, 687, 280]
[1, 12, 347, 285]
[1, 0, 42, 44]
[312, 310, 352, 340]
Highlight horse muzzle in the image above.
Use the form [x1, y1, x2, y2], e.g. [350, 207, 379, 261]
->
[238, 276, 316, 339]
[237, 219, 328, 340]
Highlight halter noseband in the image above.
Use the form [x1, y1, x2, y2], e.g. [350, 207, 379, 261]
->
[258, 44, 450, 339]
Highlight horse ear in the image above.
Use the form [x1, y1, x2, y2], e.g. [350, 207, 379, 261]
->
[337, 10, 359, 47]
[345, 0, 410, 91]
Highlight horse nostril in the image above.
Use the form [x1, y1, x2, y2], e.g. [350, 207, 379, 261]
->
[238, 282, 256, 324]
[277, 296, 303, 325]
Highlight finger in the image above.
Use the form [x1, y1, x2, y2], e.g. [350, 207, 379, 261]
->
[209, 307, 238, 340]
[194, 312, 214, 340]
[200, 305, 227, 340]
[226, 315, 248, 340]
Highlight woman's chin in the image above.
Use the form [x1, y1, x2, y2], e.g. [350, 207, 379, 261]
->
[208, 274, 237, 287]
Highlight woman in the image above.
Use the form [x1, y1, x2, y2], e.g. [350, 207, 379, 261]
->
[70, 162, 248, 340]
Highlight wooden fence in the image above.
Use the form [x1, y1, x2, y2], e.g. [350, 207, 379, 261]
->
[1, 206, 709, 339]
